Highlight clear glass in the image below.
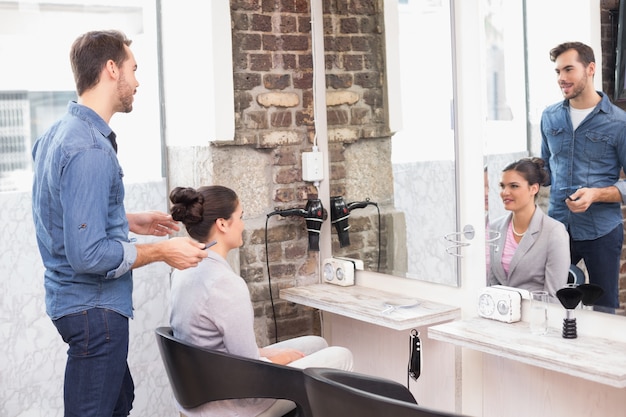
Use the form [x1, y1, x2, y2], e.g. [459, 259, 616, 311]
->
[529, 290, 549, 335]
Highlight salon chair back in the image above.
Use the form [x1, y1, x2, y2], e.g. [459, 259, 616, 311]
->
[155, 326, 311, 417]
[303, 367, 466, 417]
[568, 264, 585, 286]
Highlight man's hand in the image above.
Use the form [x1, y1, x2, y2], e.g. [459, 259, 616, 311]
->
[134, 237, 207, 270]
[127, 211, 180, 236]
[565, 188, 593, 213]
[259, 347, 305, 365]
[566, 186, 622, 213]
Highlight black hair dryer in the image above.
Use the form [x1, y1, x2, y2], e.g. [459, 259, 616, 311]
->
[304, 198, 327, 251]
[330, 196, 378, 248]
[331, 196, 351, 247]
[268, 199, 327, 251]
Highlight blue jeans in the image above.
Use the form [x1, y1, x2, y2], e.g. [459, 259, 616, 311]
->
[53, 308, 134, 417]
[570, 223, 623, 312]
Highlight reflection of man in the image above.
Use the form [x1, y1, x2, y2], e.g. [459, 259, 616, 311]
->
[540, 41, 626, 311]
[31, 30, 207, 416]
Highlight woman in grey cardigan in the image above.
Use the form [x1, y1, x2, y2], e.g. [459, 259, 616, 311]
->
[488, 158, 570, 299]
[168, 185, 353, 417]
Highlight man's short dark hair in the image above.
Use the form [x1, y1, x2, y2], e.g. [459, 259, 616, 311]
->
[549, 41, 595, 67]
[70, 30, 132, 96]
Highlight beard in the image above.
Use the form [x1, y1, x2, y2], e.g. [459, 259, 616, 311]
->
[561, 73, 588, 101]
[116, 73, 135, 113]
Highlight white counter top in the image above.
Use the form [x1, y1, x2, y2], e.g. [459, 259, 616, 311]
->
[279, 284, 461, 330]
[428, 317, 626, 388]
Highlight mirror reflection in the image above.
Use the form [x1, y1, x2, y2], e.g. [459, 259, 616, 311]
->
[326, 0, 626, 312]
[487, 157, 570, 301]
[331, 0, 459, 287]
[484, 1, 626, 315]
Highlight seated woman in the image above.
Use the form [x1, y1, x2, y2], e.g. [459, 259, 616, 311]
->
[488, 157, 570, 299]
[168, 185, 353, 417]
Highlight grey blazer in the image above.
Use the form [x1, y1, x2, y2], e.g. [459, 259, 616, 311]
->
[488, 206, 570, 299]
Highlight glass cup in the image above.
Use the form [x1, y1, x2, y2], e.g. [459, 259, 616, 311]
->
[529, 290, 549, 335]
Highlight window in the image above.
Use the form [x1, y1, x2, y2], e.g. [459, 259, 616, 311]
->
[482, 0, 527, 156]
[0, 91, 75, 191]
[0, 0, 162, 192]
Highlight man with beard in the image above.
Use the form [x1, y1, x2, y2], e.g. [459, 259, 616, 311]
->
[541, 41, 626, 312]
[31, 30, 208, 417]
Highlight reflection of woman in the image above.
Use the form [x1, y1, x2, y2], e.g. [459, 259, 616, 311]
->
[488, 158, 570, 299]
[168, 185, 353, 417]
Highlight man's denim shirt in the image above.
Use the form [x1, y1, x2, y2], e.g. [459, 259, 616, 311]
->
[541, 92, 626, 241]
[32, 102, 137, 320]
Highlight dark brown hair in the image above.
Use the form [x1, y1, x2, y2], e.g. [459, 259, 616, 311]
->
[549, 41, 595, 67]
[169, 186, 239, 242]
[70, 30, 132, 96]
[502, 157, 549, 188]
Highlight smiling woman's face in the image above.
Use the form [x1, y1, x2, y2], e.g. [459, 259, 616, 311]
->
[499, 170, 538, 212]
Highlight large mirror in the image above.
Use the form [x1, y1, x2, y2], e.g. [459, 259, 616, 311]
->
[329, 0, 626, 315]
[484, 0, 625, 315]
[483, 0, 528, 230]
[330, 0, 460, 286]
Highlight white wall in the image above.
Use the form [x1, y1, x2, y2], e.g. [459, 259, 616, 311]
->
[0, 181, 177, 417]
[160, 0, 234, 145]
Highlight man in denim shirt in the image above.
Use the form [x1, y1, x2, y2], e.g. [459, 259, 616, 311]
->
[541, 41, 626, 312]
[31, 30, 208, 417]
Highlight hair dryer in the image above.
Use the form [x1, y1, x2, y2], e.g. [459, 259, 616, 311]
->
[330, 196, 351, 247]
[330, 196, 378, 248]
[267, 199, 327, 251]
[303, 199, 327, 251]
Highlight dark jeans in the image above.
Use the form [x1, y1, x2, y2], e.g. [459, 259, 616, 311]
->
[53, 308, 134, 417]
[570, 223, 623, 311]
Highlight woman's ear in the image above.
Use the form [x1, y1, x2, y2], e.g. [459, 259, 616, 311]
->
[215, 218, 228, 233]
[530, 183, 540, 196]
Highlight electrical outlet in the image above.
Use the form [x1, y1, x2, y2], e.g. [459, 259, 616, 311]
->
[302, 151, 324, 182]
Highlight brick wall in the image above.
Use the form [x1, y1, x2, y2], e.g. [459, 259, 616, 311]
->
[322, 0, 394, 272]
[220, 0, 393, 345]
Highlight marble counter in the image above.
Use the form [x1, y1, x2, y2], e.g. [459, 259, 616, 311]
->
[280, 284, 461, 330]
[428, 317, 626, 388]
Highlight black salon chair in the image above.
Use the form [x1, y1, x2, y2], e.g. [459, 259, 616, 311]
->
[568, 264, 586, 286]
[154, 326, 311, 417]
[303, 367, 467, 417]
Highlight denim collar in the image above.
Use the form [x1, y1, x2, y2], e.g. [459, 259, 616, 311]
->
[67, 101, 117, 152]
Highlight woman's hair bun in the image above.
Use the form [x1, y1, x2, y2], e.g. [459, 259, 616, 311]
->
[169, 187, 204, 225]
